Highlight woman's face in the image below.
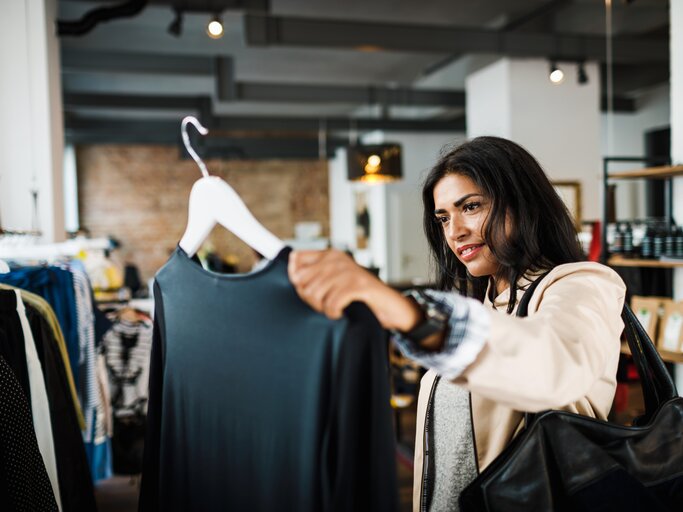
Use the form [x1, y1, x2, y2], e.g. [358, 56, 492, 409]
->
[433, 173, 500, 279]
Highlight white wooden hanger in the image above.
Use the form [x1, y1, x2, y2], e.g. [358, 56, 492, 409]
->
[178, 116, 285, 260]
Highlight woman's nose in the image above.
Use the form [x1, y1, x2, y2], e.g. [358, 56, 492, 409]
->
[447, 216, 468, 241]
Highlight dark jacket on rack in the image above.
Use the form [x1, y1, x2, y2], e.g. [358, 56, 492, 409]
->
[27, 304, 97, 512]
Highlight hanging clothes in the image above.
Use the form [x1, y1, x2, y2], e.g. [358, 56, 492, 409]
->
[69, 266, 99, 440]
[0, 267, 81, 389]
[11, 289, 62, 509]
[24, 299, 97, 512]
[102, 312, 153, 475]
[66, 262, 113, 484]
[0, 353, 58, 512]
[139, 247, 398, 512]
[0, 280, 97, 511]
[0, 284, 86, 429]
[0, 263, 114, 483]
[102, 314, 153, 417]
[0, 291, 32, 397]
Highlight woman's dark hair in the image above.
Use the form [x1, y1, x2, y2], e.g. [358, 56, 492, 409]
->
[422, 136, 583, 313]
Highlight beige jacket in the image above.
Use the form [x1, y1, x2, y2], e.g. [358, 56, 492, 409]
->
[412, 262, 626, 510]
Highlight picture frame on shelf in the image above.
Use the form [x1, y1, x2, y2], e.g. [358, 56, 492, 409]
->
[553, 181, 582, 230]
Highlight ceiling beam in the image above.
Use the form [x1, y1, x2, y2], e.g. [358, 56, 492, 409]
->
[61, 0, 269, 13]
[233, 82, 465, 106]
[63, 93, 205, 110]
[502, 0, 572, 32]
[61, 50, 215, 76]
[244, 14, 668, 64]
[62, 50, 466, 107]
[423, 0, 573, 77]
[63, 117, 435, 159]
[62, 91, 637, 115]
[64, 114, 466, 139]
[606, 63, 669, 95]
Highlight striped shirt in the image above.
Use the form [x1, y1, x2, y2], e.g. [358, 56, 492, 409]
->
[392, 289, 491, 380]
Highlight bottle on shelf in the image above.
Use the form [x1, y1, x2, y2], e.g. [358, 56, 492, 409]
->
[641, 226, 654, 259]
[676, 227, 683, 259]
[623, 222, 634, 257]
[611, 223, 624, 255]
[665, 226, 676, 257]
[653, 225, 665, 259]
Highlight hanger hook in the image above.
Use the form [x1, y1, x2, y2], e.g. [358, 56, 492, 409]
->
[181, 116, 210, 178]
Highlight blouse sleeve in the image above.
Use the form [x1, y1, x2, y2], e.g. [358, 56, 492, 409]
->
[391, 290, 491, 379]
[393, 263, 626, 412]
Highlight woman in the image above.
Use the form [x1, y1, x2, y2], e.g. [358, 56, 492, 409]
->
[288, 136, 626, 511]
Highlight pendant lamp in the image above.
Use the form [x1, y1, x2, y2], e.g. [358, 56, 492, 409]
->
[347, 144, 403, 183]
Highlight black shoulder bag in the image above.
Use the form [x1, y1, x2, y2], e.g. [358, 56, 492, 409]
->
[459, 272, 683, 512]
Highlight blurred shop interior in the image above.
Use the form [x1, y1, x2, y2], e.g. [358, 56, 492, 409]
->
[0, 0, 682, 511]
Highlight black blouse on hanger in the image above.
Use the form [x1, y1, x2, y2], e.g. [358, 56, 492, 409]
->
[139, 247, 398, 512]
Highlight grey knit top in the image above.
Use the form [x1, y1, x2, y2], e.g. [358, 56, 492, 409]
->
[428, 378, 478, 512]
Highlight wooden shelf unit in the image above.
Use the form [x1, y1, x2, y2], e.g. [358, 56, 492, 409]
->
[621, 343, 683, 365]
[607, 164, 683, 180]
[608, 256, 683, 269]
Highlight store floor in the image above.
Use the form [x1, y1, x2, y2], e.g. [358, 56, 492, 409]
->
[95, 476, 140, 512]
[94, 404, 417, 512]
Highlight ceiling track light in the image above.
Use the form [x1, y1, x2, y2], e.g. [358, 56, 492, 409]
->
[577, 61, 588, 85]
[549, 61, 564, 84]
[168, 7, 183, 37]
[207, 13, 224, 39]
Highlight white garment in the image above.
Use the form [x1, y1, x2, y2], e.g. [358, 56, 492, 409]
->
[14, 289, 62, 511]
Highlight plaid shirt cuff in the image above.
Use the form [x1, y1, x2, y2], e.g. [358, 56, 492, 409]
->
[391, 290, 491, 379]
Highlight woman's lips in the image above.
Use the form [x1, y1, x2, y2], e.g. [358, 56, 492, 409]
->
[459, 244, 484, 262]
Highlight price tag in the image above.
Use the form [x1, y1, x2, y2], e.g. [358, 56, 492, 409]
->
[635, 308, 652, 335]
[662, 313, 683, 352]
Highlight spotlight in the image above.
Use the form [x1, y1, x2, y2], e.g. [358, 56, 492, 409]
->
[207, 14, 224, 39]
[549, 62, 564, 84]
[168, 8, 183, 37]
[577, 61, 588, 85]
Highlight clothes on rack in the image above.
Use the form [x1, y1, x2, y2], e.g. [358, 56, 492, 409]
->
[1, 284, 85, 429]
[0, 266, 81, 388]
[71, 264, 99, 439]
[0, 261, 114, 485]
[103, 313, 153, 417]
[139, 247, 398, 512]
[0, 353, 59, 512]
[0, 286, 97, 511]
[12, 289, 62, 508]
[102, 310, 153, 475]
[23, 293, 97, 511]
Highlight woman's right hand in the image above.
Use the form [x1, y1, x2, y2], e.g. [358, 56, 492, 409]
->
[288, 249, 423, 332]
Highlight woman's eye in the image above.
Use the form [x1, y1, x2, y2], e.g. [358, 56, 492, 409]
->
[463, 202, 480, 212]
[436, 216, 449, 225]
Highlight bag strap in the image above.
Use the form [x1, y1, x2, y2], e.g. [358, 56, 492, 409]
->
[515, 271, 551, 318]
[515, 268, 677, 428]
[621, 303, 677, 424]
[515, 271, 551, 429]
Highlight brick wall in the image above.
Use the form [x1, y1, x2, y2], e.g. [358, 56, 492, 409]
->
[77, 145, 329, 283]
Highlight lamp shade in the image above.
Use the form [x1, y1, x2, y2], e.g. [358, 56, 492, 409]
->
[347, 144, 402, 183]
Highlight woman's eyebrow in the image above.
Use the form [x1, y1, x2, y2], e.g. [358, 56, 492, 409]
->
[434, 193, 483, 214]
[453, 193, 482, 207]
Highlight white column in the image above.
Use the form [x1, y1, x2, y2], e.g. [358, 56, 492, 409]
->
[0, 0, 65, 242]
[669, 0, 683, 393]
[672, 1, 683, 302]
[466, 58, 602, 221]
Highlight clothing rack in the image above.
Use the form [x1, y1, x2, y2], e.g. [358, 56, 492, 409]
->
[0, 237, 112, 261]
